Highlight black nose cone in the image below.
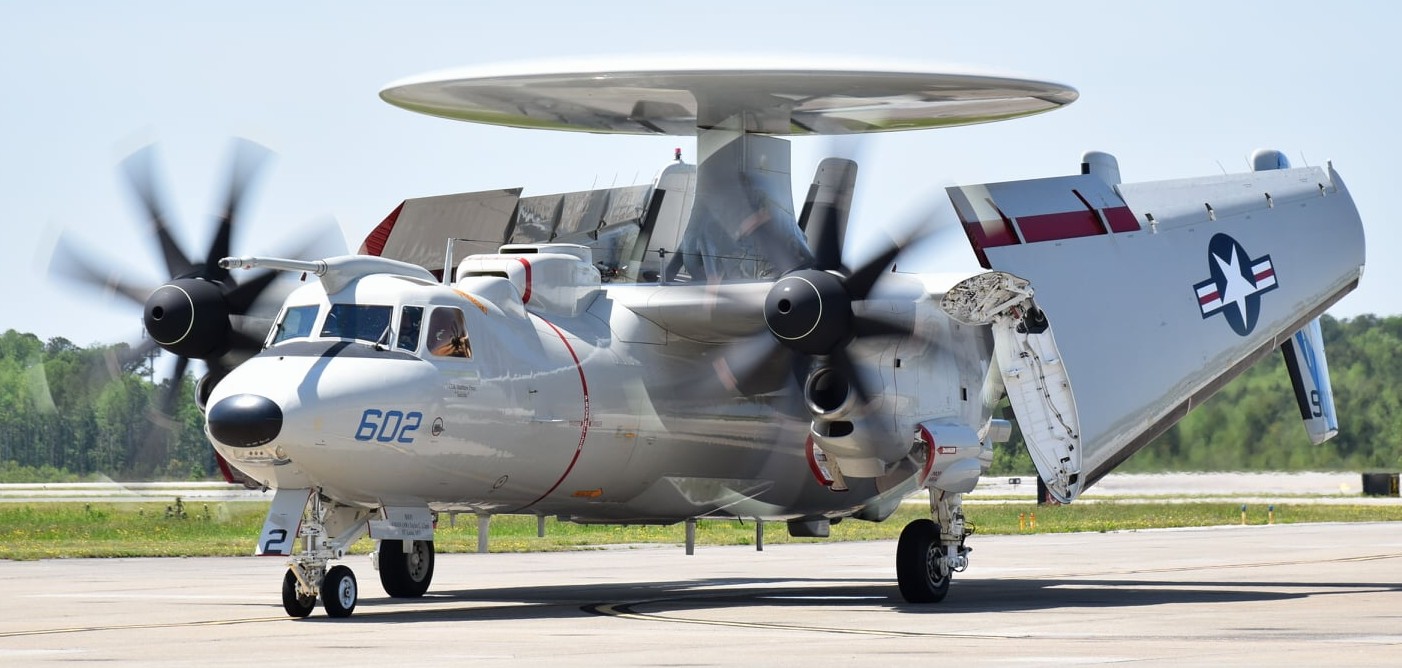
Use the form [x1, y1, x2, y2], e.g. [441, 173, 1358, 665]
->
[207, 394, 282, 448]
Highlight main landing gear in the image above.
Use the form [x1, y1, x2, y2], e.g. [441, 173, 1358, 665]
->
[377, 539, 436, 598]
[277, 494, 439, 619]
[895, 491, 971, 603]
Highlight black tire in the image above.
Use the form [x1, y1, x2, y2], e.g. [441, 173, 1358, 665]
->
[379, 539, 435, 598]
[281, 569, 316, 618]
[896, 519, 951, 603]
[321, 565, 358, 618]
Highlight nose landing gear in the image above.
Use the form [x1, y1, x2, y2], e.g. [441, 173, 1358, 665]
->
[275, 493, 440, 618]
[279, 493, 373, 619]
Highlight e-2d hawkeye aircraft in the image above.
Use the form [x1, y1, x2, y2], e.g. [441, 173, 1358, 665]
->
[103, 60, 1368, 618]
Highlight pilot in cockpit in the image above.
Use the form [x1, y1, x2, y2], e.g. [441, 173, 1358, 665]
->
[427, 307, 471, 358]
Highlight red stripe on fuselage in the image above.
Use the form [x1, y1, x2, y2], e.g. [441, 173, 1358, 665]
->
[517, 316, 589, 511]
[517, 258, 533, 304]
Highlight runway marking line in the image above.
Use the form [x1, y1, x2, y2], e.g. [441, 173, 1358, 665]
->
[1042, 551, 1402, 580]
[0, 616, 289, 639]
[0, 601, 577, 638]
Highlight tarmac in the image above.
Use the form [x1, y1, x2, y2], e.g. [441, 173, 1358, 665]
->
[2, 522, 1400, 666]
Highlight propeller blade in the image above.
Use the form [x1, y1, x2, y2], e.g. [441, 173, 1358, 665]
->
[844, 240, 902, 301]
[275, 215, 347, 260]
[120, 145, 195, 278]
[224, 269, 278, 314]
[711, 334, 793, 395]
[852, 311, 913, 340]
[799, 158, 858, 273]
[205, 140, 273, 282]
[102, 338, 158, 381]
[152, 355, 191, 423]
[50, 235, 154, 307]
[210, 358, 232, 379]
[227, 328, 266, 356]
[828, 347, 874, 407]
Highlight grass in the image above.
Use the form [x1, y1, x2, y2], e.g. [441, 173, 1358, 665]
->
[3, 498, 1401, 561]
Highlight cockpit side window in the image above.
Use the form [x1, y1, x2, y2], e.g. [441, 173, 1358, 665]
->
[320, 304, 393, 343]
[427, 307, 471, 358]
[397, 306, 424, 352]
[271, 305, 320, 345]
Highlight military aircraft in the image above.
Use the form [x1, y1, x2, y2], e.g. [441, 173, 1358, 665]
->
[66, 58, 1366, 618]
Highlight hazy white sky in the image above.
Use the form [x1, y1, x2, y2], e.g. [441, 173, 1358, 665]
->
[4, 1, 1398, 347]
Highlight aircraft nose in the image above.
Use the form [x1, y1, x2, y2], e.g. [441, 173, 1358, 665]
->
[207, 394, 283, 448]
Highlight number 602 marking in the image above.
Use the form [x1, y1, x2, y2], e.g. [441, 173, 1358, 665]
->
[355, 409, 423, 444]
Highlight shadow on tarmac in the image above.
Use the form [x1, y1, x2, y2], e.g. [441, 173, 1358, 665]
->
[290, 574, 1402, 625]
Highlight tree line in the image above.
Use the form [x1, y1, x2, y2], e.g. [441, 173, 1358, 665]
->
[0, 330, 208, 482]
[2, 315, 1400, 482]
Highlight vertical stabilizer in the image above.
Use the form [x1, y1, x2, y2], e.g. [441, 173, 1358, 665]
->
[1281, 319, 1339, 444]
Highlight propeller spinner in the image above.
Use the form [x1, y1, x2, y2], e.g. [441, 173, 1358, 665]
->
[52, 140, 286, 417]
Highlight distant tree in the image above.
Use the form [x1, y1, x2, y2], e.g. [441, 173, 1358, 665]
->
[2, 314, 1401, 483]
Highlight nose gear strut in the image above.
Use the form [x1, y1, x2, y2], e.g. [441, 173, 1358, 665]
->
[281, 492, 373, 618]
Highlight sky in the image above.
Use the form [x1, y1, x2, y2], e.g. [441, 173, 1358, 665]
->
[3, 1, 1399, 348]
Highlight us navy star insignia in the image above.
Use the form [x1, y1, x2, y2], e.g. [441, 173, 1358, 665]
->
[1193, 233, 1278, 336]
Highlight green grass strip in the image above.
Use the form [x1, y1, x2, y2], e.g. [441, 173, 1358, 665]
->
[2, 500, 1400, 561]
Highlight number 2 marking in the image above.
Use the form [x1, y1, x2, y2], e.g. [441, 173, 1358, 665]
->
[262, 528, 288, 554]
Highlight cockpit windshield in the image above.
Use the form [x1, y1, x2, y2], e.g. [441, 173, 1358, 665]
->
[397, 306, 424, 352]
[320, 304, 394, 343]
[271, 305, 319, 345]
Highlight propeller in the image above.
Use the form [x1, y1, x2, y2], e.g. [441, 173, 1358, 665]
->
[761, 223, 912, 403]
[712, 153, 961, 407]
[51, 140, 327, 421]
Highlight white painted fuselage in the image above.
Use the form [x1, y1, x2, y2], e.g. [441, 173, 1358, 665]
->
[207, 256, 1000, 525]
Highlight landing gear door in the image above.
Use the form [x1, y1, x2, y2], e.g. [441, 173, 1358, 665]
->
[942, 272, 1083, 503]
[255, 487, 312, 556]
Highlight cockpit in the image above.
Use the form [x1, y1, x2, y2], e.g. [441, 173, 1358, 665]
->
[268, 302, 471, 359]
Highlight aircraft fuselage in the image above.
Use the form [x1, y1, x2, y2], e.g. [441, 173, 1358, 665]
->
[207, 266, 1000, 525]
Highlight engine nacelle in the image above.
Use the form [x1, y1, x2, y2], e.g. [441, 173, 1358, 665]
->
[804, 366, 906, 478]
[915, 420, 988, 494]
[457, 244, 601, 317]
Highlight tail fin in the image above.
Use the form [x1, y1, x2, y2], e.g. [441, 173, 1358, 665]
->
[944, 153, 1364, 500]
[1281, 318, 1339, 444]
